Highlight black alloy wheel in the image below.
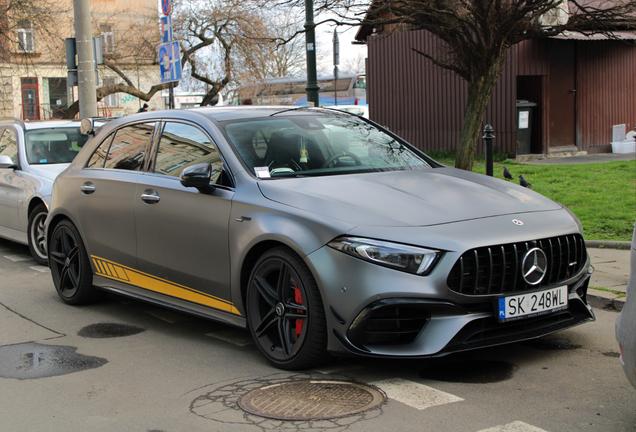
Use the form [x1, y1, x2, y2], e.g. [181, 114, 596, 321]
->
[246, 247, 331, 370]
[49, 219, 101, 305]
[27, 203, 48, 265]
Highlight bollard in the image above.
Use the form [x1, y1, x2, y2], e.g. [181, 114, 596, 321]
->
[483, 124, 495, 177]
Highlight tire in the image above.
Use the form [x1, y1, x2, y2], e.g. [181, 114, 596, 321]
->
[49, 219, 101, 305]
[27, 203, 48, 265]
[246, 247, 332, 370]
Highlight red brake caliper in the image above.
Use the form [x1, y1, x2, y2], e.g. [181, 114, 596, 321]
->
[294, 285, 303, 337]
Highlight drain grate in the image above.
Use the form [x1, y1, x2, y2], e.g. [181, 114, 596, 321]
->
[238, 380, 385, 421]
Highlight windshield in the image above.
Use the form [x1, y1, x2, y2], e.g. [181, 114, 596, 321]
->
[222, 112, 431, 178]
[25, 127, 90, 165]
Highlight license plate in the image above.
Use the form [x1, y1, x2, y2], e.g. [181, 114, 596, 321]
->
[497, 286, 568, 322]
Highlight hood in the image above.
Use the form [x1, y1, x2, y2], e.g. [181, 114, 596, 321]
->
[258, 168, 562, 227]
[26, 163, 71, 182]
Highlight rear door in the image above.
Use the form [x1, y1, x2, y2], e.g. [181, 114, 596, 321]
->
[75, 122, 157, 270]
[134, 121, 236, 314]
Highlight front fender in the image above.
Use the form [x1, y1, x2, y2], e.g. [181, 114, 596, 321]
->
[228, 198, 356, 316]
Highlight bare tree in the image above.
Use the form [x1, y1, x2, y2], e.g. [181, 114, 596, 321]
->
[260, 0, 636, 170]
[170, 0, 281, 106]
[236, 13, 308, 82]
[340, 50, 366, 74]
[64, 4, 171, 119]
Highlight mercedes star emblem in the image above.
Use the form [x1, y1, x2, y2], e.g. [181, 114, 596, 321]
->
[521, 247, 548, 285]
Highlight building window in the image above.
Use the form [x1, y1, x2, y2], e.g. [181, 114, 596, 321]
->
[100, 24, 114, 54]
[102, 78, 119, 107]
[18, 21, 35, 53]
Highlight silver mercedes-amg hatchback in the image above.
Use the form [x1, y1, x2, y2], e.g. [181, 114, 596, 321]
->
[45, 106, 595, 370]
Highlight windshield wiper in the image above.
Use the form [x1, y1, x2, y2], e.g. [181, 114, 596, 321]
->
[269, 107, 313, 117]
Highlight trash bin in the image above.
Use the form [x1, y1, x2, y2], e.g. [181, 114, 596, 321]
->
[516, 100, 536, 154]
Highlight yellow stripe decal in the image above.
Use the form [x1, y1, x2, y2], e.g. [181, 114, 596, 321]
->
[91, 256, 241, 316]
[97, 260, 108, 276]
[94, 260, 106, 275]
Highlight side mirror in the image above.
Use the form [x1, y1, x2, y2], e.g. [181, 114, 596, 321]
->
[180, 163, 215, 194]
[0, 155, 17, 169]
[80, 118, 95, 136]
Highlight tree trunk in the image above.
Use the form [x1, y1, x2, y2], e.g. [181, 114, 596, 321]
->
[455, 67, 501, 171]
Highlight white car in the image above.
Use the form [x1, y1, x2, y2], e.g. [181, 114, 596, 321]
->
[616, 222, 636, 390]
[328, 104, 369, 118]
[0, 118, 100, 264]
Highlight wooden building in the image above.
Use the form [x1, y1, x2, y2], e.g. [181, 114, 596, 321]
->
[356, 28, 636, 157]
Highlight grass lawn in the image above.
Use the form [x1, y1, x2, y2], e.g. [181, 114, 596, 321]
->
[427, 152, 635, 242]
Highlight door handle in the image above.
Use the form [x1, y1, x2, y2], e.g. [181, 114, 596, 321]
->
[141, 189, 160, 204]
[80, 182, 96, 194]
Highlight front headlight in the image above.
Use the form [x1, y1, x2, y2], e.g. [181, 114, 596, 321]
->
[327, 236, 441, 275]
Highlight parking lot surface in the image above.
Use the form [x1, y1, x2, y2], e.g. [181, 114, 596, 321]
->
[1, 238, 634, 432]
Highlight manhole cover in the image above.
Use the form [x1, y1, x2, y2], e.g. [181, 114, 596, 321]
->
[238, 380, 385, 421]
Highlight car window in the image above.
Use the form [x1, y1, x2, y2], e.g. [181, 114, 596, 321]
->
[86, 133, 114, 168]
[25, 127, 90, 164]
[222, 114, 431, 178]
[0, 128, 18, 165]
[153, 122, 224, 184]
[87, 123, 155, 170]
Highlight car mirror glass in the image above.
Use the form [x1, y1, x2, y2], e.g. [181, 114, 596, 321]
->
[0, 155, 17, 169]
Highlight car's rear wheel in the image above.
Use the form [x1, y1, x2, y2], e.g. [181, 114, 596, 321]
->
[28, 203, 48, 265]
[246, 247, 331, 370]
[49, 219, 101, 305]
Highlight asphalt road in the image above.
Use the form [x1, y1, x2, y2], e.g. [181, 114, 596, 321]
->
[0, 238, 634, 432]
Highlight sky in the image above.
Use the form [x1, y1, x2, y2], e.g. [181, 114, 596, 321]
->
[316, 23, 368, 75]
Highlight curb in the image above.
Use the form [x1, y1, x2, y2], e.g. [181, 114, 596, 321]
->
[584, 241, 630, 312]
[585, 240, 631, 249]
[588, 288, 625, 312]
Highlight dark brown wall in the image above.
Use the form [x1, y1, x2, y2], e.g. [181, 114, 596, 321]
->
[576, 40, 636, 150]
[367, 30, 518, 155]
[368, 31, 636, 155]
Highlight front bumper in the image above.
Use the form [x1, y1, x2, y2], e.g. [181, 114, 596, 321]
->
[332, 275, 594, 358]
[307, 235, 595, 359]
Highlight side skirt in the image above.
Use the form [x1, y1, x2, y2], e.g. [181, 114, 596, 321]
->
[93, 275, 247, 329]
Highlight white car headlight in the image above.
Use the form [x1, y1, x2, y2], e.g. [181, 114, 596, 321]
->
[328, 236, 441, 275]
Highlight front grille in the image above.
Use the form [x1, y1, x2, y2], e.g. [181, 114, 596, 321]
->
[447, 234, 586, 296]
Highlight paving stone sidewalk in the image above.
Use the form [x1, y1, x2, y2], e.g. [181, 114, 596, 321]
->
[587, 245, 631, 311]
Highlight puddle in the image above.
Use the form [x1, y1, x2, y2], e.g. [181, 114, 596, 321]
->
[522, 337, 581, 350]
[78, 323, 145, 338]
[0, 343, 107, 380]
[420, 360, 517, 383]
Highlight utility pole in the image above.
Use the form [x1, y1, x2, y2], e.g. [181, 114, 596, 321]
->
[73, 0, 98, 118]
[304, 0, 319, 107]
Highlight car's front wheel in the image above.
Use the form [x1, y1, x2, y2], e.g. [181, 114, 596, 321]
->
[49, 219, 101, 305]
[246, 247, 332, 370]
[28, 203, 48, 265]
